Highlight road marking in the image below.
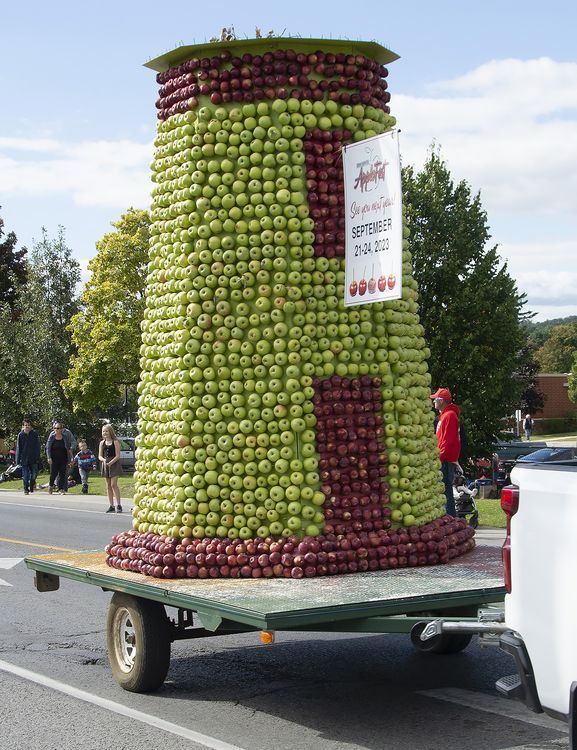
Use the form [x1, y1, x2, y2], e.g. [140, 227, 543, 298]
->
[419, 687, 568, 733]
[0, 658, 248, 750]
[0, 537, 78, 552]
[0, 558, 23, 587]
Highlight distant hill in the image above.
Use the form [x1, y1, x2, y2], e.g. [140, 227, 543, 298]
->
[524, 315, 577, 351]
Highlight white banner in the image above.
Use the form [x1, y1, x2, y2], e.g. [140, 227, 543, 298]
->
[342, 130, 403, 306]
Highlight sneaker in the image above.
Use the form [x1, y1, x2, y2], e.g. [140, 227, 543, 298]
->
[24, 489, 29, 495]
[106, 506, 115, 513]
[48, 487, 53, 495]
[116, 505, 123, 513]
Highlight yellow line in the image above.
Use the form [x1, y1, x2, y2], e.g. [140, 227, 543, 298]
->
[0, 537, 78, 553]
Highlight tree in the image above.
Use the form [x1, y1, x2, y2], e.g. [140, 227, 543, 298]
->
[517, 347, 545, 415]
[0, 226, 80, 437]
[0, 207, 27, 309]
[62, 209, 150, 415]
[402, 148, 531, 461]
[534, 322, 577, 373]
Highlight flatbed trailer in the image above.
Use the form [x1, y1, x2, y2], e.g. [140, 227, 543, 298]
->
[25, 544, 505, 693]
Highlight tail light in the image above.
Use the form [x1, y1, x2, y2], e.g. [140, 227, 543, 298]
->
[501, 484, 519, 593]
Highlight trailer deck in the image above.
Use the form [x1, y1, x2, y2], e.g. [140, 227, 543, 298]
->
[26, 544, 504, 632]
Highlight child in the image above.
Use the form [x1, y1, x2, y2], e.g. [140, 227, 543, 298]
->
[453, 470, 479, 528]
[73, 440, 97, 495]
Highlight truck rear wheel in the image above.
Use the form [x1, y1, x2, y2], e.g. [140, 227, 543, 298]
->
[106, 592, 171, 692]
[410, 622, 473, 654]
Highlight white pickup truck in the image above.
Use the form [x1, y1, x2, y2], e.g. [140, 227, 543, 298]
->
[421, 457, 577, 745]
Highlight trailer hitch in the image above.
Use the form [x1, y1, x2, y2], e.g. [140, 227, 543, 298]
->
[418, 608, 509, 644]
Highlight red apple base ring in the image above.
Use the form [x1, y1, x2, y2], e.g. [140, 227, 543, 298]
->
[105, 515, 475, 580]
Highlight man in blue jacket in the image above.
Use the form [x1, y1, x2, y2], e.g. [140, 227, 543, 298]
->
[15, 418, 41, 495]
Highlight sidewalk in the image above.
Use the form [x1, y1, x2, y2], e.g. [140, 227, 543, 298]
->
[545, 435, 577, 447]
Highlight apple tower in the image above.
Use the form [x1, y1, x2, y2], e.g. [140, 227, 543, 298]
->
[105, 38, 474, 579]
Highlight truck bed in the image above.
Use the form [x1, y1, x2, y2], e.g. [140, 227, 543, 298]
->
[26, 545, 504, 632]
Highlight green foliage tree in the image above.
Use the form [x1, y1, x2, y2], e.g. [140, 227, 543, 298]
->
[62, 209, 150, 415]
[517, 347, 545, 415]
[0, 226, 80, 438]
[525, 315, 577, 352]
[534, 322, 577, 373]
[0, 207, 27, 309]
[402, 149, 531, 461]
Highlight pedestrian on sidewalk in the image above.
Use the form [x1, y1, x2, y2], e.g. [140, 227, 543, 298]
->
[46, 421, 73, 494]
[99, 423, 123, 513]
[73, 440, 97, 495]
[523, 414, 534, 441]
[15, 418, 41, 495]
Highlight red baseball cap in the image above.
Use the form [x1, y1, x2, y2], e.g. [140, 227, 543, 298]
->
[430, 388, 452, 401]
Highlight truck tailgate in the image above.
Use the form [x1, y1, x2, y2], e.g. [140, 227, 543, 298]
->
[508, 461, 577, 717]
[26, 545, 504, 631]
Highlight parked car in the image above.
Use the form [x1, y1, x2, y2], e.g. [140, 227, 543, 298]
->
[118, 437, 136, 472]
[516, 446, 577, 464]
[95, 436, 135, 472]
[492, 440, 548, 492]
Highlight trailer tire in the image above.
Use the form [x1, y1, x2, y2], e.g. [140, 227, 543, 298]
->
[106, 592, 171, 692]
[410, 622, 473, 654]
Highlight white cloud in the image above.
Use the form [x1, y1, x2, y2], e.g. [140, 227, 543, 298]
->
[501, 240, 577, 309]
[395, 58, 577, 321]
[395, 57, 577, 217]
[0, 138, 152, 208]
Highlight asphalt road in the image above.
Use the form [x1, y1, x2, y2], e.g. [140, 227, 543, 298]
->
[0, 484, 569, 750]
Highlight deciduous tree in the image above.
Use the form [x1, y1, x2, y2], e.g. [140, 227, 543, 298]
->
[0, 207, 27, 309]
[534, 322, 577, 373]
[402, 149, 531, 461]
[62, 209, 150, 414]
[0, 226, 80, 436]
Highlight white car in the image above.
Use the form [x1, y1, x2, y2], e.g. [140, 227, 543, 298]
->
[117, 437, 135, 472]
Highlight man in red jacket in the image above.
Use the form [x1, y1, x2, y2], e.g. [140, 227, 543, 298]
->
[431, 387, 461, 516]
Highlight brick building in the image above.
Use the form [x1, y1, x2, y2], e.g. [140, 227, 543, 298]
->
[533, 373, 577, 422]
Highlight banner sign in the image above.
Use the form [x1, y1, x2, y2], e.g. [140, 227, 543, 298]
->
[342, 130, 403, 306]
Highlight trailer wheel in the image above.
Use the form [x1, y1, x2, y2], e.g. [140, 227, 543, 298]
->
[106, 593, 171, 692]
[410, 622, 473, 654]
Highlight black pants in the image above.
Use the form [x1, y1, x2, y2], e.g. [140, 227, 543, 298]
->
[50, 459, 68, 491]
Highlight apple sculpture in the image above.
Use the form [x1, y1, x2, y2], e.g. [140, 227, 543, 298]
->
[105, 38, 474, 579]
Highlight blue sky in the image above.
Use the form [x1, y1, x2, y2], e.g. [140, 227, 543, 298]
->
[1, 0, 576, 321]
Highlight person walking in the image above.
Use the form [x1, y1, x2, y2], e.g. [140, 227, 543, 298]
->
[430, 387, 461, 517]
[523, 414, 534, 441]
[46, 421, 73, 494]
[15, 418, 41, 495]
[73, 440, 97, 495]
[99, 424, 123, 513]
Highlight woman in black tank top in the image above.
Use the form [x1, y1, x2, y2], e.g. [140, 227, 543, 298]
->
[99, 423, 123, 513]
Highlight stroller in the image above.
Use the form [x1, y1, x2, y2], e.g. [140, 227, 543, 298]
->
[453, 471, 479, 529]
[0, 462, 22, 483]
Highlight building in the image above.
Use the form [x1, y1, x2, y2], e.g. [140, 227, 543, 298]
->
[532, 373, 577, 430]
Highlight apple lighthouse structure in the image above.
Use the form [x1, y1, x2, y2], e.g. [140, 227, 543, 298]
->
[106, 37, 475, 579]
